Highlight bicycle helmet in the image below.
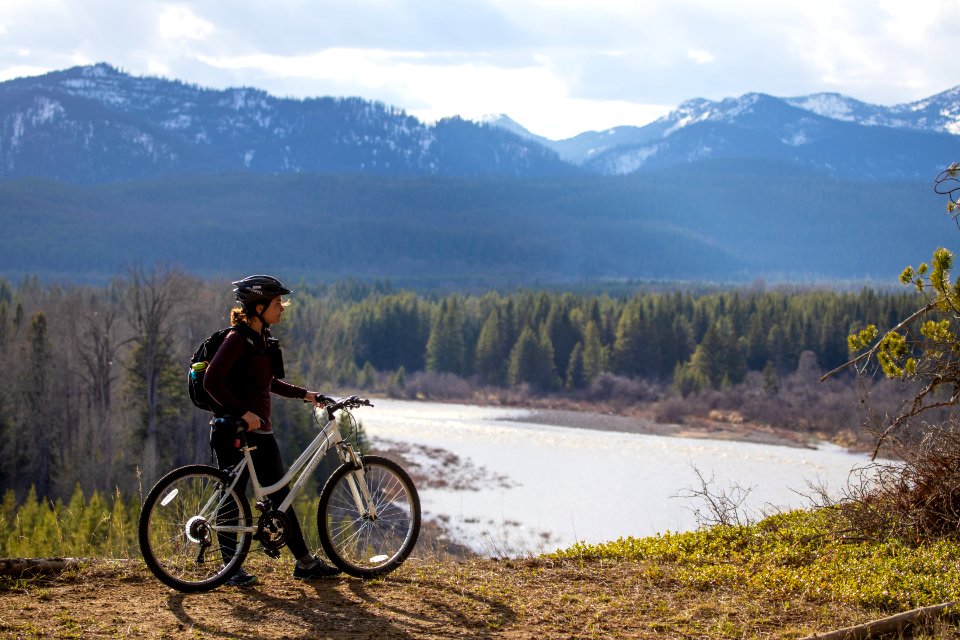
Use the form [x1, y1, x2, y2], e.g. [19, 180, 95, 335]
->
[232, 275, 292, 306]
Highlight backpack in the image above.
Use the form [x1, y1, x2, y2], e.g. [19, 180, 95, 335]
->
[188, 328, 236, 412]
[188, 327, 286, 412]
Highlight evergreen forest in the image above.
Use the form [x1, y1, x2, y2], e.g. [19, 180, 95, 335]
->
[0, 268, 922, 513]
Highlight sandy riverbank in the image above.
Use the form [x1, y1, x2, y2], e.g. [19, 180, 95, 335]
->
[504, 407, 820, 449]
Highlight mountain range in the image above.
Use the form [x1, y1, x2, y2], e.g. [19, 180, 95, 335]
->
[483, 89, 960, 180]
[0, 64, 957, 285]
[0, 63, 574, 184]
[1, 63, 959, 183]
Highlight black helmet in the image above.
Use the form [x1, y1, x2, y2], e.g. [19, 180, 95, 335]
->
[232, 275, 292, 307]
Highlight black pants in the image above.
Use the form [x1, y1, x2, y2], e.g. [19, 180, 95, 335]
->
[211, 426, 311, 560]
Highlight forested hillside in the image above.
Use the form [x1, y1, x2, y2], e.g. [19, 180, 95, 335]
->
[0, 270, 919, 506]
[0, 162, 947, 284]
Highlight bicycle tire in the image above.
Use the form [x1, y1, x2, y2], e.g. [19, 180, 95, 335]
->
[138, 464, 253, 592]
[317, 455, 420, 578]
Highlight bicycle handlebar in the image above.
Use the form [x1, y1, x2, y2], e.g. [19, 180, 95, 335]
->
[320, 395, 374, 421]
[211, 396, 373, 444]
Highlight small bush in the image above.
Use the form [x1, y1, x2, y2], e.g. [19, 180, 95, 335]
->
[585, 373, 660, 405]
[401, 371, 475, 400]
[652, 397, 690, 424]
[828, 417, 960, 543]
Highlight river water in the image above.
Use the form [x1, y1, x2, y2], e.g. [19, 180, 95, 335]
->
[359, 399, 865, 556]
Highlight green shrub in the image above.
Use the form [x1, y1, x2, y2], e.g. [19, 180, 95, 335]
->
[0, 486, 139, 558]
[552, 509, 960, 611]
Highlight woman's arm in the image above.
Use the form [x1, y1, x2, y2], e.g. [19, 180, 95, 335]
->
[271, 378, 307, 399]
[270, 380, 329, 406]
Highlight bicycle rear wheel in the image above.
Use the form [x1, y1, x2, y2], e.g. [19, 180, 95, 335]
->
[138, 464, 252, 592]
[317, 455, 420, 578]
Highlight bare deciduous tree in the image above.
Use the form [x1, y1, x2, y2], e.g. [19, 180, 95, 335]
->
[68, 285, 125, 491]
[123, 265, 190, 485]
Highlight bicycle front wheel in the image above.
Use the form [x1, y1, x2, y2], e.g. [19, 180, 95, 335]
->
[317, 455, 420, 578]
[138, 464, 252, 592]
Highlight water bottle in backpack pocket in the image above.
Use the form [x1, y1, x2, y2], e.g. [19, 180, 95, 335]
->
[188, 328, 234, 412]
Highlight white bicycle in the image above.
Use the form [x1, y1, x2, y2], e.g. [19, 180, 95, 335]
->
[138, 396, 420, 592]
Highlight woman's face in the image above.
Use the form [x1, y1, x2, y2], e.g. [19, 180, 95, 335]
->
[259, 296, 286, 325]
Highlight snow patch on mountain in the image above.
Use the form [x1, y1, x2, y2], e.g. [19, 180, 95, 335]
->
[663, 109, 712, 137]
[783, 131, 809, 146]
[609, 145, 659, 174]
[786, 94, 855, 122]
[32, 96, 64, 125]
[162, 114, 192, 130]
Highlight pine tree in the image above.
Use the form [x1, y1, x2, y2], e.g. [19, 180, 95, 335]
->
[359, 361, 377, 389]
[581, 321, 606, 384]
[545, 300, 579, 377]
[612, 301, 653, 377]
[20, 312, 54, 497]
[674, 360, 709, 397]
[537, 325, 561, 390]
[690, 322, 723, 388]
[507, 326, 558, 390]
[566, 342, 585, 389]
[425, 298, 466, 375]
[475, 307, 510, 385]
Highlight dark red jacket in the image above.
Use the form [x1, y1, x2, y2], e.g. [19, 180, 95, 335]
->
[203, 324, 305, 432]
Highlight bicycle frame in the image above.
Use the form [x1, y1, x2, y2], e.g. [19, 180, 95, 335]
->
[207, 406, 376, 536]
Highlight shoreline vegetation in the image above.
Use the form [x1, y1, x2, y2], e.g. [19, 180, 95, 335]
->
[388, 388, 857, 451]
[501, 402, 821, 449]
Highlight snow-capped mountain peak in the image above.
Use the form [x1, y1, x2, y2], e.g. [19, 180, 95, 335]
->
[475, 113, 543, 142]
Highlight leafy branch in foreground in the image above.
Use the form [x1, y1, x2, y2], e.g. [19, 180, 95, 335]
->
[935, 161, 960, 223]
[828, 166, 960, 456]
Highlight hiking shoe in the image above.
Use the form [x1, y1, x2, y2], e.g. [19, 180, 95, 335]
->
[293, 556, 341, 580]
[225, 568, 258, 587]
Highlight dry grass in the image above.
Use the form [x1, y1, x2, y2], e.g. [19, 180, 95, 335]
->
[2, 550, 958, 639]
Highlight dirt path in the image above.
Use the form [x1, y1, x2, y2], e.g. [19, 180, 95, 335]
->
[5, 558, 509, 639]
[2, 555, 877, 639]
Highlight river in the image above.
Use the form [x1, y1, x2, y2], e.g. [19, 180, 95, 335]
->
[358, 399, 865, 556]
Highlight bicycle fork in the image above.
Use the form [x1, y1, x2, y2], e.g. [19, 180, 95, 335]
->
[339, 444, 378, 519]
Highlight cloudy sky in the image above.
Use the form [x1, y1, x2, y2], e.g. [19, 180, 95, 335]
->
[2, 0, 958, 139]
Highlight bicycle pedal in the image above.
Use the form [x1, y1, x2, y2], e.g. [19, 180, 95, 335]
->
[259, 545, 281, 559]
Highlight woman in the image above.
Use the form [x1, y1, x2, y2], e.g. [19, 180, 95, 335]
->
[203, 274, 339, 586]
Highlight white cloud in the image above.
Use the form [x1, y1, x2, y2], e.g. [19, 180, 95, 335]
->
[197, 47, 669, 138]
[158, 5, 214, 41]
[1, 0, 959, 135]
[0, 65, 51, 82]
[147, 59, 171, 76]
[687, 49, 714, 64]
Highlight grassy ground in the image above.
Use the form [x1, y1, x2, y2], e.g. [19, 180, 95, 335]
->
[3, 509, 960, 639]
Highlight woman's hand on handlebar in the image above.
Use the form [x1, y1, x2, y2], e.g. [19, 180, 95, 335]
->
[304, 391, 334, 406]
[241, 411, 263, 431]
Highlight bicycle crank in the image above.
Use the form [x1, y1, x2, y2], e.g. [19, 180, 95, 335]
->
[254, 510, 290, 557]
